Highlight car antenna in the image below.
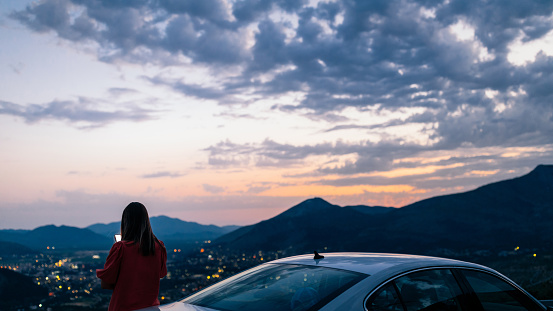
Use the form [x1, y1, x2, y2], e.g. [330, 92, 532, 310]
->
[314, 251, 324, 260]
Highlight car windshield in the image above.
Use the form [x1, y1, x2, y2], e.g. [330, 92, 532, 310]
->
[183, 263, 367, 311]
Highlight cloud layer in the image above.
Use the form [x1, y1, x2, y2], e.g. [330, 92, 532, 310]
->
[0, 98, 156, 128]
[11, 0, 553, 124]
[7, 0, 553, 203]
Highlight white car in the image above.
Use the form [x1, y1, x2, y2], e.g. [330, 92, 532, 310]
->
[142, 252, 553, 311]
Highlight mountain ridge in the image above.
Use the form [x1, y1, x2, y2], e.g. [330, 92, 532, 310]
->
[87, 215, 240, 242]
[0, 225, 112, 250]
[216, 197, 394, 251]
[0, 216, 241, 251]
[215, 164, 553, 255]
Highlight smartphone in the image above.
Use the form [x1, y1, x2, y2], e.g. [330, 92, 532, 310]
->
[114, 234, 122, 242]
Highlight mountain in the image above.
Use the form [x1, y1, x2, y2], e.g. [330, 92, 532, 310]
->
[0, 241, 37, 256]
[216, 198, 394, 252]
[0, 215, 240, 253]
[345, 205, 394, 215]
[87, 215, 240, 241]
[215, 165, 553, 255]
[85, 221, 120, 238]
[380, 164, 553, 253]
[0, 225, 112, 250]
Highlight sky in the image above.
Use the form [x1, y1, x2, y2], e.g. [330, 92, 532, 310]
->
[1, 0, 552, 229]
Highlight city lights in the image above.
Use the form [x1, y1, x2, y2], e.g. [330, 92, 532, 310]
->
[9, 243, 549, 310]
[1, 245, 281, 309]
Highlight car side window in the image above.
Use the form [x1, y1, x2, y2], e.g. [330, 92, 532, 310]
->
[366, 282, 403, 311]
[461, 270, 543, 311]
[366, 269, 464, 311]
[395, 269, 463, 311]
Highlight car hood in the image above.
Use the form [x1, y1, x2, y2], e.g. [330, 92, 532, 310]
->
[137, 302, 219, 311]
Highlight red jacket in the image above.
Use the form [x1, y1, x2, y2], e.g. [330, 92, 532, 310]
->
[97, 240, 167, 311]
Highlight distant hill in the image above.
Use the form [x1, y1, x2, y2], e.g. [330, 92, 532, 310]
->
[0, 216, 240, 253]
[0, 241, 37, 256]
[0, 269, 49, 309]
[87, 215, 240, 241]
[0, 225, 112, 251]
[216, 165, 553, 255]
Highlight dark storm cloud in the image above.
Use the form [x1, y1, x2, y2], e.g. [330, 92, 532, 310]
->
[12, 0, 553, 107]
[158, 0, 231, 23]
[11, 0, 553, 174]
[0, 99, 155, 127]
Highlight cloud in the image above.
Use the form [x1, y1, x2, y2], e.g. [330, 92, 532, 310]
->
[147, 76, 229, 100]
[204, 138, 423, 173]
[214, 111, 266, 120]
[203, 136, 553, 183]
[140, 171, 185, 179]
[0, 98, 157, 128]
[108, 87, 139, 97]
[246, 185, 273, 194]
[202, 183, 225, 194]
[10, 0, 553, 178]
[12, 0, 553, 110]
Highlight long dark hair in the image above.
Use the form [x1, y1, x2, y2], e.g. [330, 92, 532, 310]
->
[121, 202, 158, 256]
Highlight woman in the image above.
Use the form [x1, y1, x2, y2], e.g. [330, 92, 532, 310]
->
[97, 202, 167, 311]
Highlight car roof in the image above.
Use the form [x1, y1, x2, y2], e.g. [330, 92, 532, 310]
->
[268, 252, 489, 275]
